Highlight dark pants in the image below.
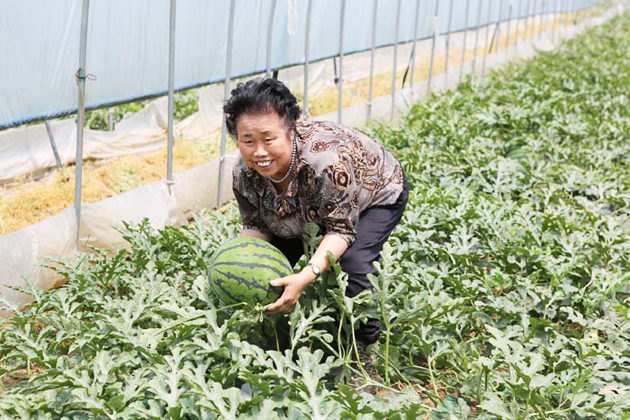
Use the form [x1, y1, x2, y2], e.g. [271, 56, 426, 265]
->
[271, 174, 409, 344]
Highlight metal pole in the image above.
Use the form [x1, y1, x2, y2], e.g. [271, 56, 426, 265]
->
[460, 0, 472, 83]
[532, 0, 538, 39]
[107, 108, 114, 130]
[560, 0, 571, 26]
[560, 0, 567, 37]
[410, 0, 421, 92]
[578, 0, 582, 24]
[74, 0, 90, 244]
[538, 0, 545, 39]
[558, 0, 566, 41]
[553, 0, 558, 34]
[444, 0, 454, 89]
[562, 0, 568, 33]
[427, 0, 440, 95]
[303, 0, 313, 117]
[482, 0, 492, 74]
[494, 0, 503, 54]
[391, 0, 402, 119]
[547, 0, 557, 33]
[578, 0, 581, 24]
[338, 0, 346, 124]
[44, 120, 62, 169]
[545, 0, 550, 37]
[526, 0, 532, 41]
[539, 0, 546, 39]
[580, 0, 592, 20]
[367, 0, 378, 121]
[506, 0, 513, 53]
[166, 0, 176, 192]
[523, 0, 536, 41]
[515, 0, 521, 45]
[532, 0, 538, 43]
[552, 0, 558, 44]
[472, 0, 484, 74]
[578, 0, 581, 23]
[217, 0, 236, 207]
[266, 0, 277, 78]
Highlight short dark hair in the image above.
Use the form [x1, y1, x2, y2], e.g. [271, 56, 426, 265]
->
[223, 77, 301, 137]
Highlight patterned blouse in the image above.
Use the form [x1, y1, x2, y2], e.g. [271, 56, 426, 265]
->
[232, 119, 404, 246]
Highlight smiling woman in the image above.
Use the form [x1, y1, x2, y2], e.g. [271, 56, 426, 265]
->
[236, 112, 296, 186]
[224, 77, 409, 346]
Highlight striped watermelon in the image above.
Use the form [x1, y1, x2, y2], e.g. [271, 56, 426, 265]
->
[208, 237, 292, 305]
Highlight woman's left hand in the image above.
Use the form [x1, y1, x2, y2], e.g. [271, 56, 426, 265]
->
[265, 272, 313, 313]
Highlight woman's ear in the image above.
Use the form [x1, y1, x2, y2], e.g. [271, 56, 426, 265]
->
[283, 119, 295, 142]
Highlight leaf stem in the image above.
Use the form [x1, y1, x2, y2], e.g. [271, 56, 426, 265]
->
[152, 313, 205, 337]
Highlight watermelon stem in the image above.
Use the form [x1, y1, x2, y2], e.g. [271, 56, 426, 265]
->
[384, 328, 391, 385]
[272, 314, 281, 352]
[152, 313, 205, 337]
[314, 332, 402, 395]
[152, 302, 246, 338]
[380, 284, 391, 386]
[217, 302, 247, 312]
[336, 313, 346, 358]
[351, 327, 370, 382]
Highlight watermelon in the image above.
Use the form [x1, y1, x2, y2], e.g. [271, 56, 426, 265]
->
[208, 237, 292, 305]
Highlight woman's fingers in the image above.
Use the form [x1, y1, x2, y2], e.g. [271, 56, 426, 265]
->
[265, 273, 308, 313]
[265, 288, 297, 313]
[265, 296, 294, 313]
[269, 278, 286, 287]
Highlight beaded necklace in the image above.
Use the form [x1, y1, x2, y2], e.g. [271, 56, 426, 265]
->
[269, 136, 297, 184]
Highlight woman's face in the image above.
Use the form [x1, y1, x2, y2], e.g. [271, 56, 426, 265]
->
[236, 111, 294, 181]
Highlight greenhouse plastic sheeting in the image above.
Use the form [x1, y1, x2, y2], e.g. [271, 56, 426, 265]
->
[172, 153, 237, 220]
[0, 98, 169, 181]
[1, 0, 598, 129]
[0, 33, 434, 182]
[0, 207, 76, 315]
[79, 180, 185, 251]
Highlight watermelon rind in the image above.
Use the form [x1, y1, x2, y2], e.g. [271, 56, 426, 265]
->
[208, 237, 293, 305]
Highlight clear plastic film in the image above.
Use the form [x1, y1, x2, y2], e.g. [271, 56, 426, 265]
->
[0, 0, 598, 129]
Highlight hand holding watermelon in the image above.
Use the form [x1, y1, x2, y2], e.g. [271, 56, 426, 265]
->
[207, 237, 292, 306]
[266, 233, 349, 313]
[265, 271, 314, 313]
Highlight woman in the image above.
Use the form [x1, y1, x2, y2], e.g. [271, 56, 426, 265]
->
[225, 77, 408, 345]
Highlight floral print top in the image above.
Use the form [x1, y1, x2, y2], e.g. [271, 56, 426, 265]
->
[232, 119, 404, 246]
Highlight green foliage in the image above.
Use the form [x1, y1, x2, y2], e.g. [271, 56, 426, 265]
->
[114, 164, 143, 194]
[2, 13, 630, 420]
[85, 102, 145, 131]
[172, 89, 199, 122]
[85, 88, 198, 131]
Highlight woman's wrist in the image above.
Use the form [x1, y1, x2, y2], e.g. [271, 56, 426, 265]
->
[299, 266, 318, 284]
